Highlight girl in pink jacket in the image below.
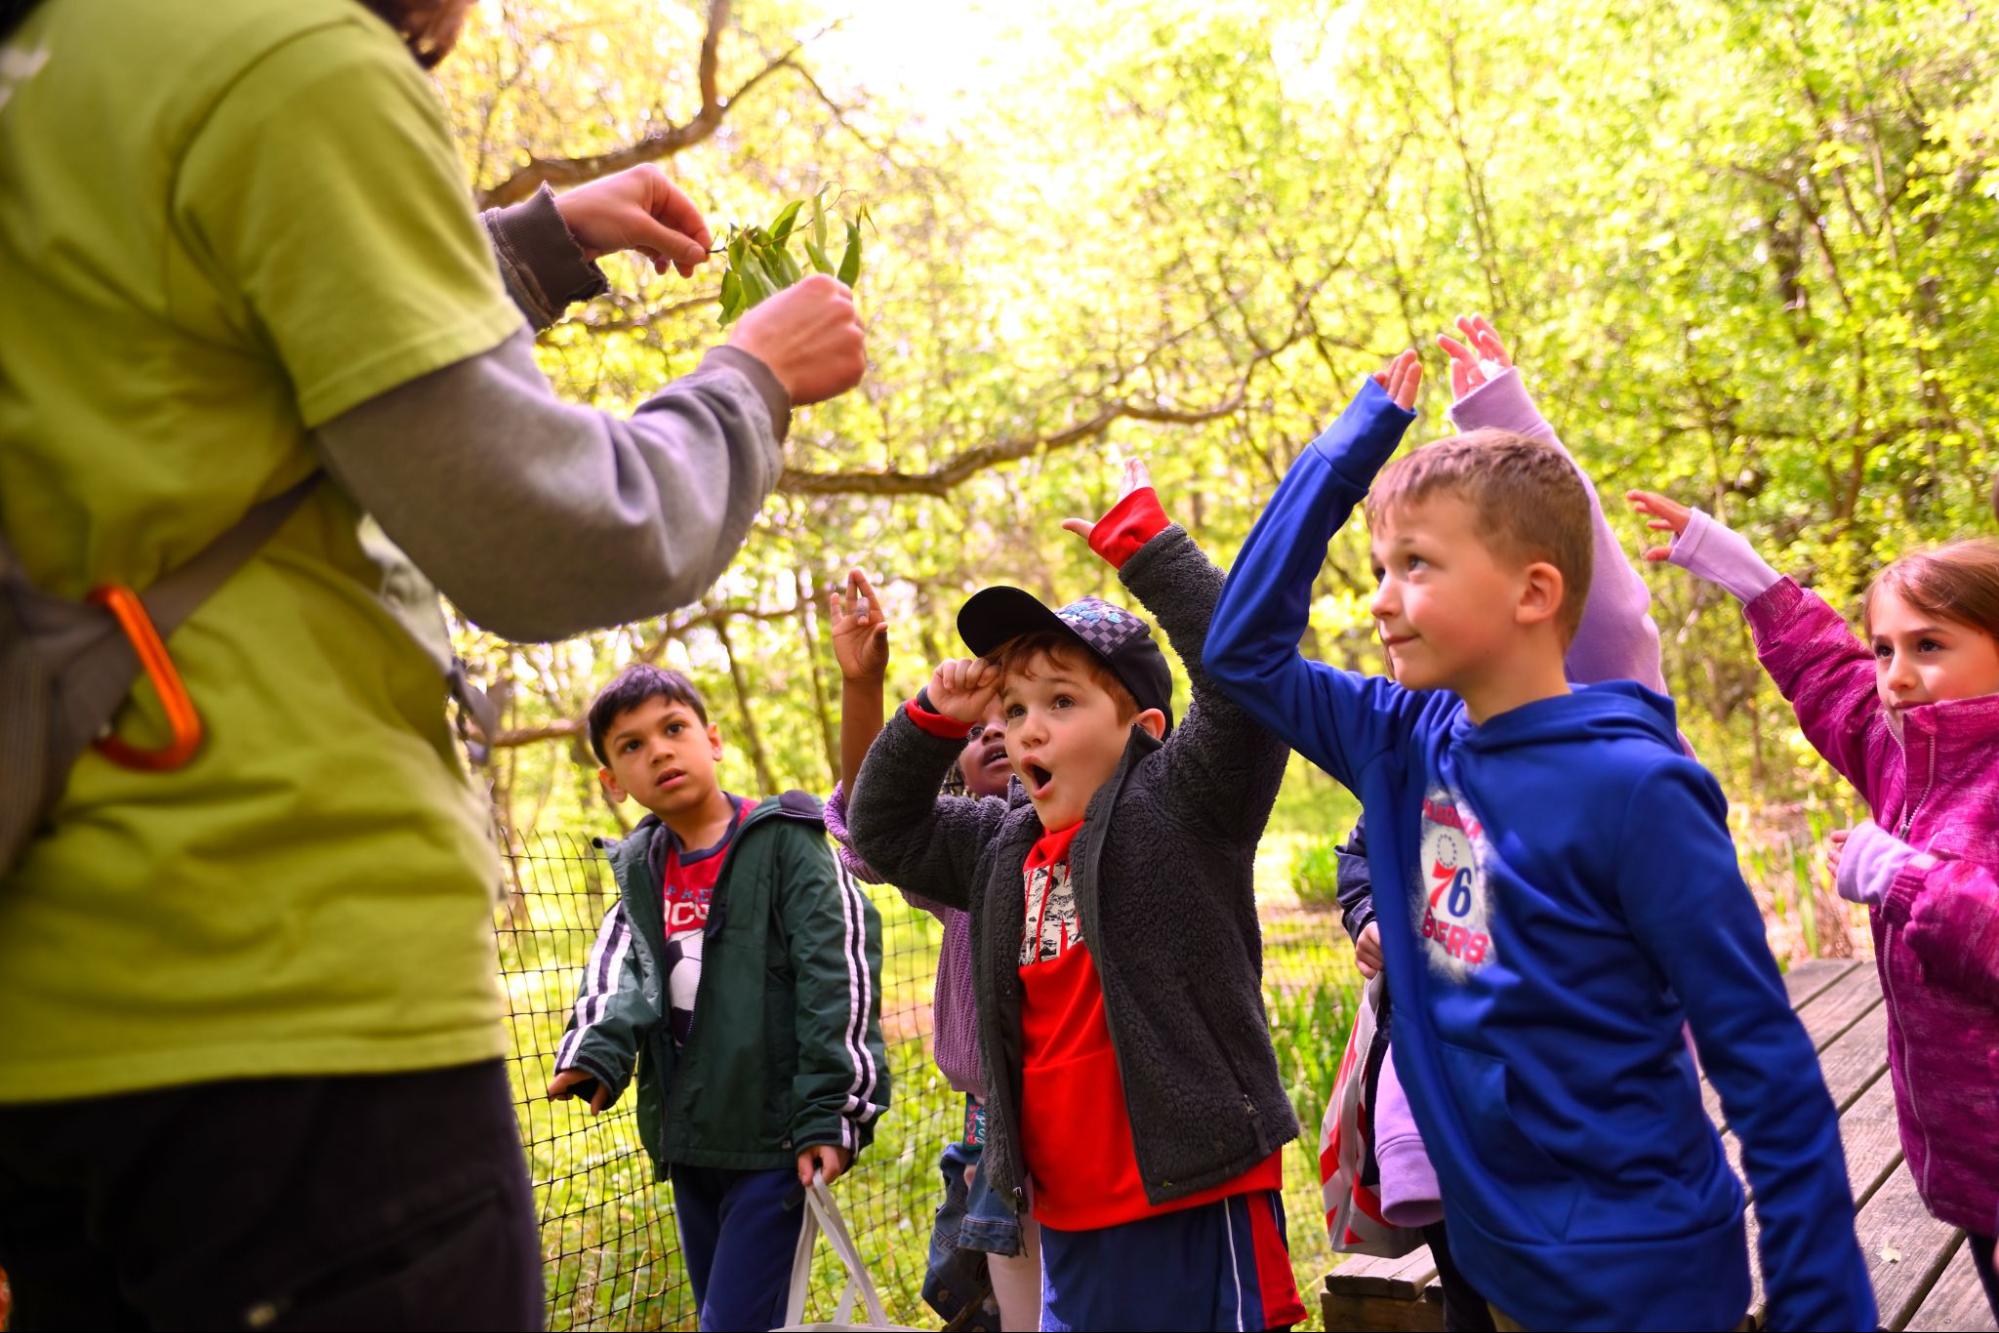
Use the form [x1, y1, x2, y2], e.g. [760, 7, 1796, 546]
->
[1630, 491, 1999, 1320]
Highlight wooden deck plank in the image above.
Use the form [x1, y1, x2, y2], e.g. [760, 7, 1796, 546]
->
[1780, 956, 1855, 1010]
[1853, 1166, 1964, 1329]
[1792, 962, 1887, 1048]
[1319, 1288, 1446, 1332]
[1323, 1247, 1437, 1299]
[1836, 1072, 1905, 1209]
[1813, 1005, 1893, 1111]
[1903, 1237, 1997, 1333]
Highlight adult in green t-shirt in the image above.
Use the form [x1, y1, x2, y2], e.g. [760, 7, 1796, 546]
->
[0, 0, 865, 1325]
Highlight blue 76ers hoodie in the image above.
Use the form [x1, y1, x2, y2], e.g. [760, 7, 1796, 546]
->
[1204, 380, 1876, 1331]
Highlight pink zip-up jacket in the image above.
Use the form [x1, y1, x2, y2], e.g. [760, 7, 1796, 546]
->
[1671, 511, 1999, 1235]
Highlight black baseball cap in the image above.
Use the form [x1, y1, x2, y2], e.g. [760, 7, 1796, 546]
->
[957, 588, 1175, 730]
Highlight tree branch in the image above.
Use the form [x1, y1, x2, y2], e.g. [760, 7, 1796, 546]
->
[475, 1, 812, 208]
[777, 393, 1249, 497]
[490, 719, 584, 750]
[777, 271, 1358, 499]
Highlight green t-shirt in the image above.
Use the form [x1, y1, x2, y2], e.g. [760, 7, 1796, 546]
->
[0, 0, 527, 1099]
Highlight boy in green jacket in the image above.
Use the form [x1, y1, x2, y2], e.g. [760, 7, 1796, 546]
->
[549, 665, 888, 1331]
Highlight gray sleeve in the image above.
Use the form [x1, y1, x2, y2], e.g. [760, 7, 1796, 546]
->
[1118, 526, 1292, 843]
[311, 329, 793, 642]
[481, 185, 610, 332]
[846, 710, 1004, 912]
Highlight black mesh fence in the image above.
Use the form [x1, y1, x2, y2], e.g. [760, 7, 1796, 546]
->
[497, 819, 1865, 1330]
[495, 829, 1361, 1331]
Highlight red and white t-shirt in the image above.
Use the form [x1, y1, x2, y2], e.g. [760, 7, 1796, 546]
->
[660, 797, 753, 1045]
[1015, 823, 1282, 1232]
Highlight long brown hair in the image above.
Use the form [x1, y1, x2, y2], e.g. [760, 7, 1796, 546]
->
[357, 0, 475, 69]
[1865, 538, 1999, 643]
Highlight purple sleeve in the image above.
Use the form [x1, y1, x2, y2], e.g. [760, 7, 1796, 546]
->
[1450, 369, 1665, 692]
[821, 782, 885, 886]
[1666, 509, 1784, 603]
[824, 782, 956, 917]
[1835, 819, 1910, 906]
[1884, 849, 1999, 1005]
[1373, 1044, 1445, 1229]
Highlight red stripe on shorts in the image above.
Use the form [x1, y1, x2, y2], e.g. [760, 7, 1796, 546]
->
[1249, 1191, 1308, 1329]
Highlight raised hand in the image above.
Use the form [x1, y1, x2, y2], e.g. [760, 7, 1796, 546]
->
[1626, 491, 1694, 562]
[551, 164, 713, 278]
[1436, 314, 1513, 399]
[926, 657, 1001, 725]
[827, 569, 889, 683]
[1372, 349, 1422, 410]
[1061, 457, 1153, 541]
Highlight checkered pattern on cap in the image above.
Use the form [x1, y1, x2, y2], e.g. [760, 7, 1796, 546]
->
[1055, 596, 1152, 656]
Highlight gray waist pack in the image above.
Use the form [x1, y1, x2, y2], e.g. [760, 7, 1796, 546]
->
[0, 476, 319, 875]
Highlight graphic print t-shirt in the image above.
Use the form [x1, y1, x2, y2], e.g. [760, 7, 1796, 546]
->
[1016, 822, 1282, 1230]
[662, 796, 754, 1045]
[1414, 785, 1495, 979]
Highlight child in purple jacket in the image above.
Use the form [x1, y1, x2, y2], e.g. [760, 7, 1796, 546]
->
[1631, 490, 1999, 1321]
[822, 571, 1042, 1332]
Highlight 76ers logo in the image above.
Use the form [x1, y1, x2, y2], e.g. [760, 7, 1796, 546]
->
[1415, 787, 1494, 979]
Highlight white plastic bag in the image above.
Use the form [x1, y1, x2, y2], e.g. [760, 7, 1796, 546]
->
[776, 1175, 925, 1332]
[1319, 974, 1425, 1258]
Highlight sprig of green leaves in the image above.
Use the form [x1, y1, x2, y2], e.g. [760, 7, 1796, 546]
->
[717, 191, 865, 326]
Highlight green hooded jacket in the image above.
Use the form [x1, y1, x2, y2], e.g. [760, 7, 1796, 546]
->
[555, 791, 888, 1175]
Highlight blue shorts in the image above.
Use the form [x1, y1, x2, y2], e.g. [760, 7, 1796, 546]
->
[1040, 1189, 1306, 1332]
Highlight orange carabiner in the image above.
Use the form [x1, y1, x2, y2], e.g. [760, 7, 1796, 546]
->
[87, 584, 204, 771]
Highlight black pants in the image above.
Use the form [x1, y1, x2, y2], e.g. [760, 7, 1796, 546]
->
[1971, 1233, 1999, 1326]
[0, 1060, 542, 1331]
[1421, 1221, 1497, 1333]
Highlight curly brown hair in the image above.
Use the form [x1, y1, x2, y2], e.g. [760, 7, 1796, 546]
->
[357, 0, 475, 68]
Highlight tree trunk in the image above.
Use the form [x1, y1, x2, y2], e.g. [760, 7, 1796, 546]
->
[794, 567, 840, 787]
[712, 615, 779, 794]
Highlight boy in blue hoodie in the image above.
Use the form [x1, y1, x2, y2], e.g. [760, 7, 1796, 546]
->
[1205, 352, 1876, 1331]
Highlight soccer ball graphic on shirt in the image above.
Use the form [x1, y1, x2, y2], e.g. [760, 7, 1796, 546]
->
[664, 929, 703, 1044]
[1414, 785, 1495, 980]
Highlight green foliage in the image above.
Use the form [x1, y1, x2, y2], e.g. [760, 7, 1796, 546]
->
[438, 0, 1999, 864]
[717, 193, 866, 325]
[1291, 837, 1346, 912]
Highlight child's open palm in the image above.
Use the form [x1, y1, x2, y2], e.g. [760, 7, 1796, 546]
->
[1626, 491, 1694, 562]
[1373, 349, 1422, 410]
[1062, 457, 1154, 541]
[1436, 315, 1512, 399]
[827, 568, 889, 682]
